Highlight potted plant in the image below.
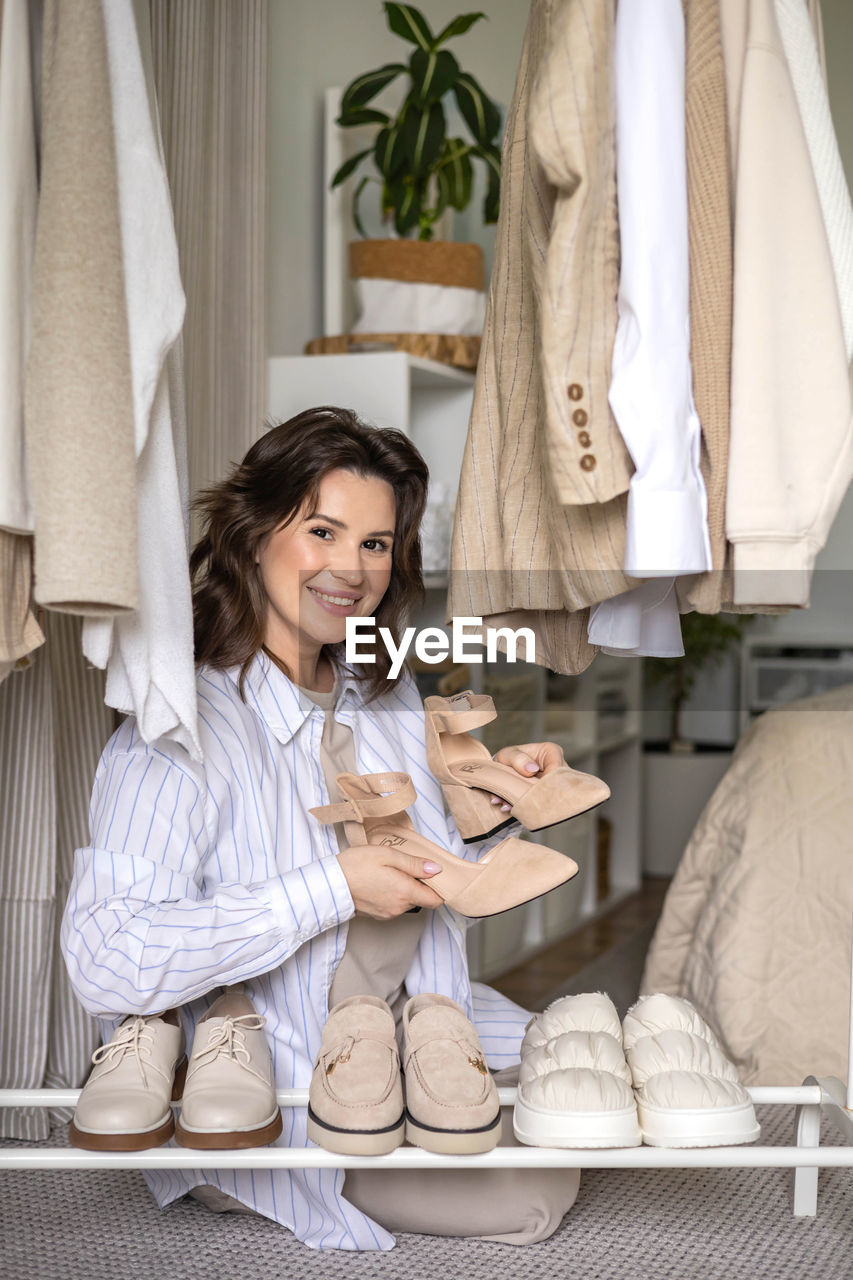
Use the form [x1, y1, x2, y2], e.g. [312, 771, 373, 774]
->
[642, 612, 752, 877]
[645, 612, 751, 750]
[328, 2, 503, 353]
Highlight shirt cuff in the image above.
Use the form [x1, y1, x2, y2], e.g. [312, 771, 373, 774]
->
[624, 486, 711, 576]
[731, 539, 815, 607]
[253, 854, 354, 943]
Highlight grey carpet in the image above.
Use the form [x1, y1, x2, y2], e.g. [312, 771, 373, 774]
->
[1, 1105, 850, 1280]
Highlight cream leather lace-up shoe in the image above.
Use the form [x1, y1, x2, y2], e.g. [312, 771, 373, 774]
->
[174, 990, 282, 1149]
[69, 1011, 185, 1151]
[402, 993, 501, 1154]
[307, 996, 405, 1155]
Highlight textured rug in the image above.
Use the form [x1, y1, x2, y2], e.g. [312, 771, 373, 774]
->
[1, 1105, 850, 1280]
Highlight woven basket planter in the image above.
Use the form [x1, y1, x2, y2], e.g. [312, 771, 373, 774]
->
[347, 239, 487, 347]
[349, 239, 485, 291]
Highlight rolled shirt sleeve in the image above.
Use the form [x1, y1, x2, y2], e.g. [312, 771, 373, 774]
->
[60, 739, 354, 1017]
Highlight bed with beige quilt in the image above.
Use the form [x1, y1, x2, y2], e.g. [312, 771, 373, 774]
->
[641, 684, 853, 1085]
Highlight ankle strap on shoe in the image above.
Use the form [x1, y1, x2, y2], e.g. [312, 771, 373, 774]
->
[309, 771, 416, 824]
[430, 692, 496, 734]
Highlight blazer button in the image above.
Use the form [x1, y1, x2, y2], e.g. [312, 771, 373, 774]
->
[578, 431, 591, 447]
[572, 408, 588, 426]
[568, 383, 583, 401]
[580, 454, 597, 471]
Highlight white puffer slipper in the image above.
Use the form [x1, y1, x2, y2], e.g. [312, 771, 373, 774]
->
[513, 992, 641, 1148]
[623, 994, 760, 1148]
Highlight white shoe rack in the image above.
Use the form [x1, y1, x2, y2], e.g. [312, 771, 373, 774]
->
[0, 1080, 851, 1217]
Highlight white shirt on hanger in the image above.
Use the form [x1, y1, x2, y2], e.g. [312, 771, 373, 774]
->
[588, 0, 711, 657]
[82, 0, 199, 759]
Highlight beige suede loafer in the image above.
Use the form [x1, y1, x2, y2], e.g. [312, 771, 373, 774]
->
[174, 990, 282, 1149]
[402, 993, 501, 1154]
[307, 995, 405, 1155]
[69, 1011, 185, 1151]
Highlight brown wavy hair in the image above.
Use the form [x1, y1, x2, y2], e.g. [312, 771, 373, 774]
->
[190, 406, 428, 700]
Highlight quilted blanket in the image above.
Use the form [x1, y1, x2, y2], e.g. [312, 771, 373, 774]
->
[641, 684, 853, 1085]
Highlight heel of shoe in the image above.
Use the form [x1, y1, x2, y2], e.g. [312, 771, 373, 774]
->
[171, 1056, 187, 1101]
[442, 781, 512, 842]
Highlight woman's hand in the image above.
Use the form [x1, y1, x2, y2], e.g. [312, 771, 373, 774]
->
[488, 740, 567, 812]
[337, 844, 444, 920]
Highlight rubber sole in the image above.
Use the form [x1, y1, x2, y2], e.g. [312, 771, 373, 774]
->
[637, 1100, 760, 1148]
[68, 1113, 175, 1151]
[513, 1099, 642, 1150]
[174, 1107, 283, 1150]
[306, 1105, 405, 1155]
[405, 1108, 502, 1154]
[68, 1056, 187, 1152]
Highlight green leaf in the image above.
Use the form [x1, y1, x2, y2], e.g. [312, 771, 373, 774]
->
[434, 12, 486, 46]
[453, 71, 501, 145]
[352, 175, 373, 239]
[398, 99, 446, 178]
[374, 123, 407, 180]
[435, 138, 473, 211]
[482, 160, 500, 223]
[331, 147, 372, 188]
[409, 48, 460, 105]
[472, 142, 501, 222]
[383, 3, 434, 50]
[391, 178, 425, 236]
[336, 106, 390, 128]
[340, 63, 407, 114]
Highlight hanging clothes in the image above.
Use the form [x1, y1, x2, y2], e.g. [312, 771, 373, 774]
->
[0, 0, 36, 539]
[448, 0, 634, 676]
[0, 0, 43, 677]
[774, 0, 853, 360]
[82, 0, 198, 761]
[724, 0, 853, 608]
[677, 0, 736, 617]
[24, 0, 139, 616]
[589, 0, 710, 657]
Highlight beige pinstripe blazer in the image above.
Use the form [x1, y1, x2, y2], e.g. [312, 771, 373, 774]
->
[448, 0, 634, 674]
[679, 0, 734, 615]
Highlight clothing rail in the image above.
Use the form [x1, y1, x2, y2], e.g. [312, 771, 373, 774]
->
[1, 1081, 851, 1218]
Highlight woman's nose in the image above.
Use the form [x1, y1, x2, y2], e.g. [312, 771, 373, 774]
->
[329, 562, 364, 586]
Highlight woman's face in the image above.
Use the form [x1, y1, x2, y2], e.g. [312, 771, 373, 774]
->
[257, 467, 396, 671]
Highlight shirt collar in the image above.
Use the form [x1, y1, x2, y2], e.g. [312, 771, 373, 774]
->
[234, 651, 364, 745]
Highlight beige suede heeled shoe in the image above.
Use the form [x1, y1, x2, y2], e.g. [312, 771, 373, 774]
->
[424, 691, 611, 842]
[309, 771, 578, 918]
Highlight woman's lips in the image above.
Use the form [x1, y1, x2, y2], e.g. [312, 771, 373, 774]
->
[305, 585, 363, 616]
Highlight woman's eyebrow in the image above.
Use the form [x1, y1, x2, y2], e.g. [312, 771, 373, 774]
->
[309, 511, 394, 537]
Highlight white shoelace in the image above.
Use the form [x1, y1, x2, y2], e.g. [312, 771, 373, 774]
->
[91, 1017, 160, 1087]
[191, 1014, 269, 1082]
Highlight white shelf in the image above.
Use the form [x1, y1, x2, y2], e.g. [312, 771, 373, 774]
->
[3, 1082, 852, 1224]
[408, 356, 475, 389]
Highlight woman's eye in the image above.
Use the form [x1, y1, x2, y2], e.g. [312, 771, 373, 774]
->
[363, 538, 390, 552]
[310, 527, 332, 540]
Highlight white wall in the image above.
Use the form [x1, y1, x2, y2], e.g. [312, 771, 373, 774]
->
[266, 0, 527, 358]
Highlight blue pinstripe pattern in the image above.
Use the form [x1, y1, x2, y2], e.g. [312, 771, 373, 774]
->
[60, 653, 530, 1249]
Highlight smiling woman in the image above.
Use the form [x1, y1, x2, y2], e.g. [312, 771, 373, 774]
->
[60, 404, 581, 1248]
[189, 406, 428, 697]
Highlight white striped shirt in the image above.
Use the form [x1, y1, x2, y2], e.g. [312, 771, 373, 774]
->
[60, 653, 530, 1250]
